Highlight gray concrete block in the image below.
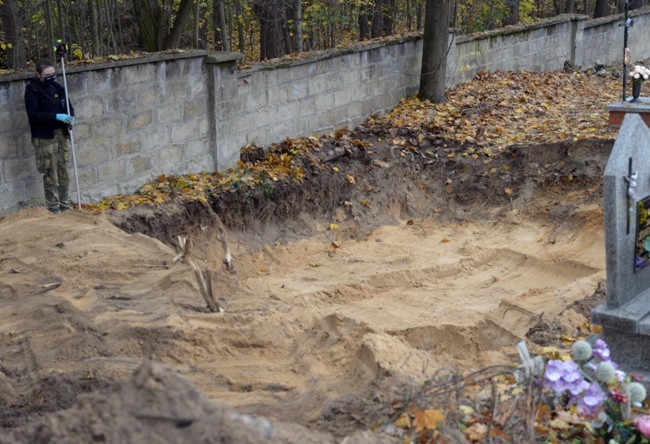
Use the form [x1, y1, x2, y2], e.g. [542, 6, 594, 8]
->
[0, 82, 20, 106]
[2, 157, 36, 182]
[89, 68, 122, 92]
[78, 143, 110, 168]
[182, 139, 210, 161]
[171, 120, 201, 144]
[136, 85, 164, 110]
[116, 140, 141, 157]
[93, 118, 122, 138]
[183, 99, 205, 120]
[156, 145, 184, 165]
[127, 154, 154, 175]
[127, 110, 153, 131]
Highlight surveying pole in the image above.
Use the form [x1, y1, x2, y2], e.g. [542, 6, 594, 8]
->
[54, 40, 82, 210]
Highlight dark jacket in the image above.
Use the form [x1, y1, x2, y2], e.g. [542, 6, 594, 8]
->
[24, 78, 75, 139]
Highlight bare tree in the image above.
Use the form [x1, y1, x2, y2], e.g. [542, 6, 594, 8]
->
[419, 0, 449, 103]
[214, 0, 230, 51]
[0, 0, 26, 68]
[594, 0, 609, 17]
[294, 0, 303, 52]
[132, 0, 195, 51]
[254, 0, 284, 60]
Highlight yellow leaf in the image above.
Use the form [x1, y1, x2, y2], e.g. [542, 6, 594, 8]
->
[413, 409, 445, 433]
[329, 223, 339, 230]
[504, 187, 513, 195]
[394, 413, 412, 429]
[332, 166, 339, 172]
[347, 175, 355, 184]
[549, 417, 571, 430]
[459, 405, 474, 415]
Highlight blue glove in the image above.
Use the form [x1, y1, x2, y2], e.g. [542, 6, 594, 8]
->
[55, 114, 72, 124]
[69, 116, 75, 126]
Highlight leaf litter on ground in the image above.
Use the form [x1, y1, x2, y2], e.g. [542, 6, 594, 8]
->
[84, 68, 624, 212]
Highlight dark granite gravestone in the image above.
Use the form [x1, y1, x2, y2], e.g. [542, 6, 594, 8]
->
[592, 113, 650, 376]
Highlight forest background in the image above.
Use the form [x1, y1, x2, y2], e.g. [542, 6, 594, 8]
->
[1, 0, 649, 72]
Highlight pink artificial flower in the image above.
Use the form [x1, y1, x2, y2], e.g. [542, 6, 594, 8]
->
[636, 415, 650, 437]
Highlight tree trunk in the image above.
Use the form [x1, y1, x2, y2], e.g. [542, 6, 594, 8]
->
[213, 0, 230, 51]
[233, 0, 246, 53]
[294, 0, 302, 52]
[419, 0, 449, 103]
[44, 0, 55, 59]
[255, 0, 284, 60]
[371, 0, 384, 38]
[132, 0, 162, 51]
[103, 0, 118, 53]
[565, 0, 576, 13]
[382, 0, 394, 35]
[55, 0, 65, 38]
[505, 0, 520, 25]
[0, 0, 26, 69]
[164, 0, 194, 48]
[281, 5, 293, 53]
[359, 2, 370, 40]
[594, 0, 608, 17]
[88, 0, 100, 56]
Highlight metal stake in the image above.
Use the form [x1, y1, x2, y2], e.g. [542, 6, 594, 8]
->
[57, 48, 82, 209]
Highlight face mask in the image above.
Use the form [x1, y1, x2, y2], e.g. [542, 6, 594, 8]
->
[43, 74, 56, 84]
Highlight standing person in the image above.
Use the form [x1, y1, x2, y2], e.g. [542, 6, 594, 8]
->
[24, 58, 75, 214]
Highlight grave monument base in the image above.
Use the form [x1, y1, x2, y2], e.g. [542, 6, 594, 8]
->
[593, 289, 650, 376]
[607, 97, 650, 127]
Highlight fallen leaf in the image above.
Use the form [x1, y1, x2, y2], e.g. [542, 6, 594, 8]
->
[413, 409, 445, 433]
[394, 413, 412, 429]
[464, 422, 488, 441]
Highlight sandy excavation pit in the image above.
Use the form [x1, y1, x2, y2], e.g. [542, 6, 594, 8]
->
[0, 138, 612, 442]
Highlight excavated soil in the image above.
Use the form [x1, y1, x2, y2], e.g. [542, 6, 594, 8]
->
[0, 135, 613, 442]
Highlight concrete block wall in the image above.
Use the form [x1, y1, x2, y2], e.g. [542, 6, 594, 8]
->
[581, 9, 650, 68]
[1, 6, 649, 214]
[453, 16, 579, 84]
[208, 40, 422, 168]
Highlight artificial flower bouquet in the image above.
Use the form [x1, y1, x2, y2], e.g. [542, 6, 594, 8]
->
[543, 338, 649, 443]
[629, 65, 650, 83]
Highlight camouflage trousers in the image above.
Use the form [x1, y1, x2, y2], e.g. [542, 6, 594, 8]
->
[32, 129, 71, 214]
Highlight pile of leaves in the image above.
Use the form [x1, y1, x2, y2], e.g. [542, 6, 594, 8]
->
[84, 67, 624, 213]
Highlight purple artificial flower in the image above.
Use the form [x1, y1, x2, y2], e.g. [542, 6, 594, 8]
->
[576, 382, 607, 416]
[592, 339, 611, 361]
[544, 360, 589, 395]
